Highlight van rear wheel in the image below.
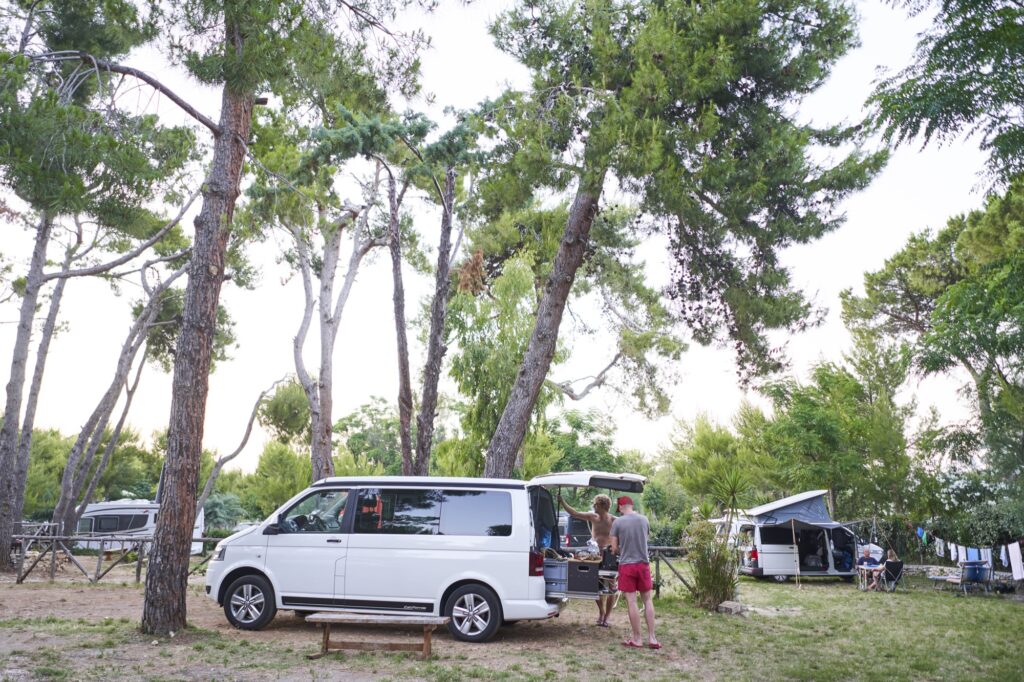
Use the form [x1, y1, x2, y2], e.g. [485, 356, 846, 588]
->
[444, 584, 501, 643]
[771, 575, 790, 583]
[224, 575, 276, 630]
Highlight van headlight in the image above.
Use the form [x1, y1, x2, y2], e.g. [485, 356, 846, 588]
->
[212, 544, 227, 561]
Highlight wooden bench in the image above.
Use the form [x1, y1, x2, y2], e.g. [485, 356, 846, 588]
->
[305, 613, 450, 661]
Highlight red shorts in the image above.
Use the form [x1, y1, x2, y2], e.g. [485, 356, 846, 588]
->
[617, 562, 652, 593]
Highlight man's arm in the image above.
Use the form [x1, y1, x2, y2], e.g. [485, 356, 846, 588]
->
[558, 494, 597, 521]
[611, 535, 619, 556]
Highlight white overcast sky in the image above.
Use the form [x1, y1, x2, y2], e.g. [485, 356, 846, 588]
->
[0, 0, 988, 474]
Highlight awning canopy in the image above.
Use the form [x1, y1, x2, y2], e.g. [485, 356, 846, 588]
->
[746, 490, 833, 527]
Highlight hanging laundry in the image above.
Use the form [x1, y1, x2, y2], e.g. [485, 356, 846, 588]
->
[966, 547, 981, 562]
[950, 543, 958, 561]
[980, 548, 992, 566]
[923, 530, 929, 545]
[1008, 542, 1024, 581]
[916, 527, 925, 540]
[1001, 544, 1010, 567]
[934, 537, 944, 557]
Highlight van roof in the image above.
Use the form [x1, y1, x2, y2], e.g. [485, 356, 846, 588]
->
[310, 476, 526, 490]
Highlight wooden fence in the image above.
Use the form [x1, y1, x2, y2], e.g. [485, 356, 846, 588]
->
[11, 534, 220, 585]
[649, 545, 688, 599]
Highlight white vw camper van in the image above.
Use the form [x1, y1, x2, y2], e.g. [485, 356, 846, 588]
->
[205, 472, 644, 642]
[731, 490, 882, 582]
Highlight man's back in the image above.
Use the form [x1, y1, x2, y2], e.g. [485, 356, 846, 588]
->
[612, 513, 650, 565]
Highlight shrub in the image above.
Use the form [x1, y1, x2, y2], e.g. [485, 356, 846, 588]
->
[684, 518, 738, 610]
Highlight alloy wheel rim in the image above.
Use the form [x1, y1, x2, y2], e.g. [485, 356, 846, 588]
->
[230, 583, 265, 624]
[452, 592, 490, 635]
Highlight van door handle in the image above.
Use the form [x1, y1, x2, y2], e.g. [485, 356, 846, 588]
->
[326, 538, 343, 543]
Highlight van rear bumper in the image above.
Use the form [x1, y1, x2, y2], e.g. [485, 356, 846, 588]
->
[502, 599, 564, 621]
[740, 567, 763, 577]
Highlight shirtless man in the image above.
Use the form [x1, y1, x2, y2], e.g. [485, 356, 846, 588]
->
[559, 493, 617, 626]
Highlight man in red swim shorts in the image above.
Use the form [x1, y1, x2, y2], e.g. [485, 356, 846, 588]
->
[610, 496, 660, 649]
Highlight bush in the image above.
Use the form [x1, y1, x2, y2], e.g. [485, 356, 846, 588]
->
[649, 518, 687, 550]
[684, 518, 738, 610]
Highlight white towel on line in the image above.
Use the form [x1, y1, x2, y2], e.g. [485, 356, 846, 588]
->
[980, 548, 992, 566]
[958, 544, 969, 562]
[1001, 544, 1010, 567]
[950, 543, 958, 561]
[1009, 542, 1024, 581]
[934, 538, 945, 557]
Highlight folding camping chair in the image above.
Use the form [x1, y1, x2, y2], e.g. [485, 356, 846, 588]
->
[878, 560, 904, 592]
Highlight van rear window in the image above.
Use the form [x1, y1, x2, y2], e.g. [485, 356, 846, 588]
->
[354, 489, 512, 537]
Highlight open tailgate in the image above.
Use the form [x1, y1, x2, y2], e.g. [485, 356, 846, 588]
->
[527, 470, 646, 493]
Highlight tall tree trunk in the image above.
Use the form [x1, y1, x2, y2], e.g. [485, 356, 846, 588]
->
[387, 175, 415, 474]
[11, 243, 73, 534]
[484, 173, 606, 478]
[142, 78, 254, 635]
[0, 215, 50, 570]
[414, 167, 457, 476]
[313, 218, 341, 481]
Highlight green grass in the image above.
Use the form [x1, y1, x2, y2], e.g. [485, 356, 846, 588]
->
[646, 575, 1024, 681]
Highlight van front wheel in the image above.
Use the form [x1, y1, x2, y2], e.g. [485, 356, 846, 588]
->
[445, 584, 501, 643]
[224, 575, 277, 630]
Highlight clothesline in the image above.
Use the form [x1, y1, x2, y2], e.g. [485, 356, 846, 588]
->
[912, 527, 1024, 581]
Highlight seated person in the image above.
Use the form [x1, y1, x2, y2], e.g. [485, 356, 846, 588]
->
[857, 548, 883, 590]
[868, 548, 901, 589]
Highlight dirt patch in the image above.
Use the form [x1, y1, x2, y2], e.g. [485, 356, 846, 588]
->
[0, 574, 702, 681]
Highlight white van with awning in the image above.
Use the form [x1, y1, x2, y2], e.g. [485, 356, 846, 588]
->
[727, 490, 881, 582]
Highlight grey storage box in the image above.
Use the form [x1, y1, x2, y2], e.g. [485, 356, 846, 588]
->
[567, 560, 600, 594]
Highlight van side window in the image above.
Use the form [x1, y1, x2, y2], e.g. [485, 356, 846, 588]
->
[280, 490, 349, 533]
[440, 491, 512, 537]
[95, 516, 119, 533]
[355, 489, 441, 535]
[125, 514, 148, 531]
[760, 527, 796, 544]
[77, 518, 93, 533]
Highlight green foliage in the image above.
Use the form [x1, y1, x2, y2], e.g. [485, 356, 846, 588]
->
[243, 442, 311, 518]
[870, 0, 1024, 183]
[847, 180, 1024, 488]
[684, 518, 738, 610]
[333, 447, 385, 477]
[259, 379, 312, 446]
[431, 438, 484, 478]
[203, 492, 246, 530]
[479, 0, 886, 377]
[333, 398, 401, 474]
[22, 428, 162, 519]
[137, 289, 236, 373]
[448, 253, 557, 451]
[519, 431, 560, 480]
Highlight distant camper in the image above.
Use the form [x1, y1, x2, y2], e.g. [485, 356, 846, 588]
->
[715, 490, 883, 583]
[76, 500, 205, 555]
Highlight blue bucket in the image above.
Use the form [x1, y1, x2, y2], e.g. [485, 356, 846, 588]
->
[962, 561, 986, 582]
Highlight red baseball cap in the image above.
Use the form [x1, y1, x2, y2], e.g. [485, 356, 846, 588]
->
[616, 495, 634, 511]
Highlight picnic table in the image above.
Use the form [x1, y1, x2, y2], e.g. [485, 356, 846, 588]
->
[857, 564, 883, 591]
[305, 612, 450, 661]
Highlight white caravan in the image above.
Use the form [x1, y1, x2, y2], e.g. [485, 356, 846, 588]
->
[729, 490, 882, 583]
[76, 500, 205, 555]
[204, 472, 645, 642]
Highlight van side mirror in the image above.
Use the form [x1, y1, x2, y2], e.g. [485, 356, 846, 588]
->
[263, 523, 280, 535]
